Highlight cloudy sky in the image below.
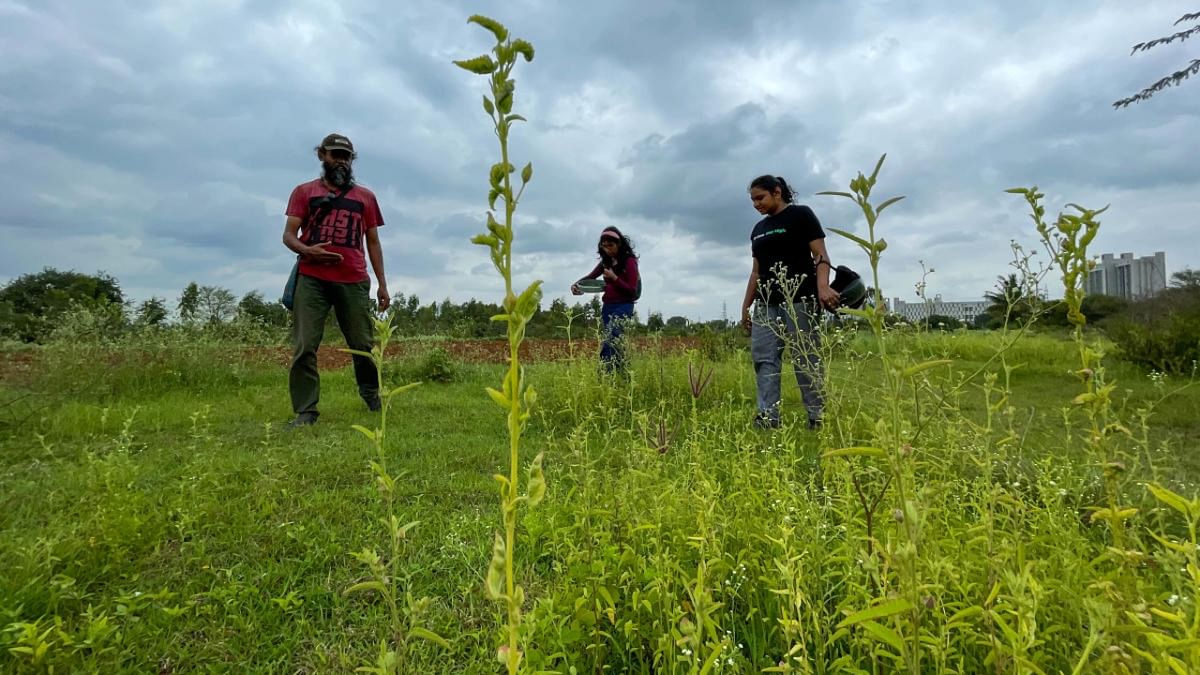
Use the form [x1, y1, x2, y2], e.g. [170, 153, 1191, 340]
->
[1, 0, 1196, 321]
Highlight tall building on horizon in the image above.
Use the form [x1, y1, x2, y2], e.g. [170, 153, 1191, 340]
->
[889, 295, 988, 324]
[1086, 251, 1166, 300]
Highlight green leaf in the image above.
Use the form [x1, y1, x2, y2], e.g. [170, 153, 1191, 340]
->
[874, 238, 888, 253]
[453, 55, 497, 75]
[388, 382, 422, 398]
[828, 227, 872, 252]
[868, 153, 887, 185]
[486, 212, 505, 236]
[946, 606, 984, 627]
[1147, 483, 1194, 519]
[507, 114, 527, 123]
[902, 359, 953, 377]
[486, 533, 506, 600]
[471, 233, 499, 248]
[486, 387, 511, 410]
[490, 162, 513, 188]
[860, 619, 905, 655]
[467, 15, 507, 42]
[1072, 392, 1096, 405]
[482, 95, 495, 116]
[409, 626, 451, 649]
[341, 348, 375, 360]
[837, 598, 915, 629]
[817, 190, 856, 200]
[984, 580, 1001, 606]
[875, 195, 906, 214]
[527, 452, 546, 506]
[351, 424, 377, 442]
[511, 38, 535, 62]
[343, 581, 387, 596]
[398, 520, 419, 538]
[497, 82, 515, 115]
[838, 307, 873, 320]
[1149, 531, 1196, 555]
[698, 641, 724, 675]
[514, 280, 545, 321]
[823, 446, 886, 459]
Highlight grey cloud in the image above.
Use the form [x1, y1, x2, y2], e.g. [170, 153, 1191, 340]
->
[2, 0, 1197, 319]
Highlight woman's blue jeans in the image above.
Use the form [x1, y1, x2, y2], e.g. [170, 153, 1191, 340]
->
[600, 302, 635, 374]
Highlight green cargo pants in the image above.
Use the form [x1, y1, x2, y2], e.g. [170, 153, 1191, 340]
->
[289, 274, 378, 417]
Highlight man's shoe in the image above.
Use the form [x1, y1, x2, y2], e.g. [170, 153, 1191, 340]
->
[365, 396, 382, 412]
[753, 413, 780, 430]
[808, 418, 823, 431]
[287, 412, 319, 428]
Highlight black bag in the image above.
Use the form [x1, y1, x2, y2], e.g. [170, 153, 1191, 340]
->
[281, 185, 352, 311]
[830, 265, 868, 309]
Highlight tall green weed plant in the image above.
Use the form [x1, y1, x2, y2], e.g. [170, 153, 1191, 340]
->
[455, 15, 546, 673]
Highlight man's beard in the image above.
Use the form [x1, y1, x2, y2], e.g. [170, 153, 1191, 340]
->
[322, 161, 354, 189]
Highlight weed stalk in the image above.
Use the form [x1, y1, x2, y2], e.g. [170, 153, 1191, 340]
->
[455, 16, 546, 673]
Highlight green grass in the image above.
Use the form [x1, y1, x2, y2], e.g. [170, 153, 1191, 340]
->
[1, 330, 1198, 672]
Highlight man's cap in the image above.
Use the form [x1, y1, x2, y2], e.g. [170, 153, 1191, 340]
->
[319, 133, 355, 154]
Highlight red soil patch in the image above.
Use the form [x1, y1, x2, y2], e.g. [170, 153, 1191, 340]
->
[0, 337, 709, 380]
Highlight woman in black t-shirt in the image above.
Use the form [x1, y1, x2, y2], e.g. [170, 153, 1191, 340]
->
[739, 175, 840, 430]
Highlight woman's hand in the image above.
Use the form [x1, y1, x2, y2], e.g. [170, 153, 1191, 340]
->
[602, 267, 617, 281]
[571, 283, 583, 296]
[818, 285, 840, 311]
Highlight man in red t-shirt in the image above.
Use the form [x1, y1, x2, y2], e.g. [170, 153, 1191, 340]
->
[282, 133, 390, 427]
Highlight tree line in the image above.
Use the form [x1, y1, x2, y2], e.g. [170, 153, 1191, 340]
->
[2, 266, 1196, 347]
[0, 268, 729, 344]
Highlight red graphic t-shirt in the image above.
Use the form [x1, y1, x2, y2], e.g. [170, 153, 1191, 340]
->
[286, 179, 384, 284]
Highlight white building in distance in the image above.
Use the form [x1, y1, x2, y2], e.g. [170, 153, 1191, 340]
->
[1086, 252, 1167, 300]
[889, 295, 989, 324]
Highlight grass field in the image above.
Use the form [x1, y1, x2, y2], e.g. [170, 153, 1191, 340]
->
[1, 329, 1198, 673]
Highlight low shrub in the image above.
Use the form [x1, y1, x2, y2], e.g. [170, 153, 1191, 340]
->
[1108, 286, 1200, 374]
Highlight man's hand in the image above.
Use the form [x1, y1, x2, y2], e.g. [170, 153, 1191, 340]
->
[303, 242, 343, 265]
[376, 284, 391, 312]
[741, 306, 753, 334]
[818, 285, 840, 311]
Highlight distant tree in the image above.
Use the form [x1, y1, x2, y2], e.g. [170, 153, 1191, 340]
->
[1114, 10, 1200, 108]
[925, 314, 964, 330]
[1171, 267, 1200, 289]
[178, 282, 200, 323]
[666, 315, 689, 330]
[1042, 295, 1130, 328]
[197, 286, 237, 324]
[237, 291, 289, 327]
[979, 273, 1042, 329]
[0, 268, 125, 342]
[135, 296, 169, 327]
[646, 311, 665, 332]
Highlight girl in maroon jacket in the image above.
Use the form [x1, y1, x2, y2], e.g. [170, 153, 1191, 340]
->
[572, 227, 640, 374]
